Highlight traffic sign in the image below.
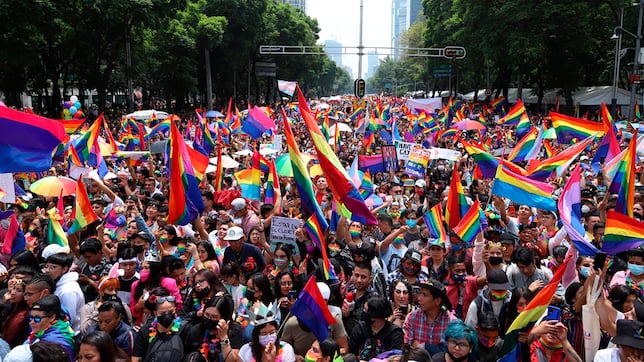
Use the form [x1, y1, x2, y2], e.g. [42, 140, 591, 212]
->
[354, 78, 366, 98]
[443, 46, 466, 59]
[433, 64, 452, 78]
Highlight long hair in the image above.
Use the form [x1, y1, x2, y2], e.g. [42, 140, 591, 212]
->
[134, 261, 163, 301]
[248, 273, 274, 305]
[81, 331, 117, 362]
[198, 241, 218, 261]
[274, 270, 297, 299]
[251, 321, 279, 362]
[194, 268, 226, 295]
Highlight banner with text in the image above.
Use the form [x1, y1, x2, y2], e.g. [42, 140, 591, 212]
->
[395, 141, 421, 162]
[269, 216, 302, 255]
[404, 148, 432, 178]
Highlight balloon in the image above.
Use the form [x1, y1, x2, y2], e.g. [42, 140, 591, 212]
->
[64, 114, 72, 120]
[74, 101, 81, 109]
[63, 101, 71, 109]
[69, 106, 77, 114]
[73, 111, 83, 119]
[70, 95, 78, 103]
[62, 108, 70, 115]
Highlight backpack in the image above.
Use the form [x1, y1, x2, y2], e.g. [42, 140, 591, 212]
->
[144, 331, 185, 362]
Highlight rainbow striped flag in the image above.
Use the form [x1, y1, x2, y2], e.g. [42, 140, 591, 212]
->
[492, 165, 557, 211]
[359, 169, 374, 199]
[602, 211, 644, 255]
[550, 111, 606, 143]
[282, 108, 328, 225]
[68, 177, 99, 233]
[507, 127, 540, 163]
[489, 96, 505, 110]
[213, 147, 224, 192]
[234, 152, 262, 200]
[166, 121, 204, 225]
[72, 115, 102, 166]
[264, 158, 282, 213]
[297, 86, 377, 225]
[423, 203, 448, 243]
[145, 117, 172, 141]
[445, 163, 469, 229]
[460, 138, 501, 179]
[185, 144, 209, 182]
[526, 134, 595, 181]
[601, 102, 613, 125]
[304, 213, 336, 280]
[557, 165, 599, 256]
[58, 119, 85, 135]
[453, 200, 483, 243]
[591, 122, 620, 173]
[499, 254, 572, 358]
[515, 112, 531, 140]
[47, 208, 68, 247]
[609, 130, 637, 217]
[498, 99, 526, 126]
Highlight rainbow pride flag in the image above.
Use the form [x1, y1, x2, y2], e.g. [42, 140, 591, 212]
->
[515, 112, 532, 140]
[609, 130, 637, 217]
[602, 211, 644, 255]
[423, 203, 448, 243]
[498, 99, 527, 126]
[58, 119, 85, 135]
[47, 208, 68, 247]
[359, 169, 374, 199]
[492, 165, 557, 211]
[507, 127, 540, 163]
[234, 152, 262, 200]
[303, 213, 336, 280]
[526, 134, 595, 181]
[166, 121, 204, 225]
[445, 164, 469, 229]
[550, 111, 606, 143]
[591, 123, 620, 173]
[68, 177, 99, 233]
[264, 158, 282, 213]
[297, 86, 377, 225]
[453, 200, 482, 243]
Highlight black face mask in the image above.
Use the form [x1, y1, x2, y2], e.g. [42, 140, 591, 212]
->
[361, 312, 375, 325]
[133, 245, 145, 254]
[489, 256, 503, 266]
[446, 350, 469, 362]
[195, 287, 211, 299]
[157, 312, 175, 328]
[103, 294, 119, 302]
[245, 289, 256, 302]
[202, 318, 217, 330]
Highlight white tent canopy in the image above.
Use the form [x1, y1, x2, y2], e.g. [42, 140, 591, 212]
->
[462, 86, 639, 106]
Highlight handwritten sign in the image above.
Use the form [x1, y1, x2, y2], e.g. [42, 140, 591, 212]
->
[395, 141, 420, 161]
[269, 216, 302, 255]
[404, 148, 432, 178]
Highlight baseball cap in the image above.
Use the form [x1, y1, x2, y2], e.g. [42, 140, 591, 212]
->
[487, 269, 511, 290]
[231, 198, 247, 211]
[224, 226, 244, 241]
[499, 232, 517, 245]
[415, 279, 452, 310]
[317, 282, 331, 300]
[415, 179, 426, 188]
[404, 249, 422, 264]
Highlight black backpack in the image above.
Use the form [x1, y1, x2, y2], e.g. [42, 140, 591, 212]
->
[144, 331, 185, 362]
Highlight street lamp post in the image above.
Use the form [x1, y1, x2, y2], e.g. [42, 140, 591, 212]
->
[612, 8, 624, 117]
[630, 1, 644, 120]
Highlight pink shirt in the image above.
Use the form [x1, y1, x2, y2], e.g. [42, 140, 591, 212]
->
[129, 276, 183, 325]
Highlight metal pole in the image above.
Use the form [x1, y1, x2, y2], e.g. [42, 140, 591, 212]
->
[358, 0, 364, 79]
[630, 1, 643, 120]
[125, 23, 134, 112]
[613, 8, 624, 117]
[205, 48, 213, 110]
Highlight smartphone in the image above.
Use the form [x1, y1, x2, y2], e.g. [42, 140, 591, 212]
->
[288, 290, 298, 300]
[594, 252, 607, 271]
[399, 305, 408, 315]
[545, 306, 561, 321]
[412, 286, 420, 295]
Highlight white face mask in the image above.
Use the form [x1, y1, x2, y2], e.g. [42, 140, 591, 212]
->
[258, 332, 277, 346]
[232, 217, 243, 225]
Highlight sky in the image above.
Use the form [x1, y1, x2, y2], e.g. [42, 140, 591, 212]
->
[306, 0, 392, 79]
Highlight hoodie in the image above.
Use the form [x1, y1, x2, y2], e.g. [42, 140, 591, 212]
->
[55, 271, 84, 333]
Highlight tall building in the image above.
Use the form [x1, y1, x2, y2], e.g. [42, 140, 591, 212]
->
[365, 50, 379, 80]
[280, 0, 306, 11]
[324, 40, 343, 67]
[391, 0, 422, 59]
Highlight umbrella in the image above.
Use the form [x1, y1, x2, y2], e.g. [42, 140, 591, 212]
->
[30, 176, 77, 197]
[126, 110, 169, 121]
[309, 164, 323, 177]
[329, 122, 353, 133]
[208, 155, 240, 168]
[275, 153, 317, 177]
[454, 119, 486, 131]
[542, 127, 557, 140]
[206, 110, 224, 118]
[259, 147, 279, 156]
[364, 194, 384, 208]
[234, 149, 253, 156]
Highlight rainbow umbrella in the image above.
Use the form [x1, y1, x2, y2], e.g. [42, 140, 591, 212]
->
[29, 176, 77, 197]
[454, 119, 486, 131]
[275, 153, 317, 177]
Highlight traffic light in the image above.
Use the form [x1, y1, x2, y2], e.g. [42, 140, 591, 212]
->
[354, 78, 366, 98]
[443, 46, 466, 59]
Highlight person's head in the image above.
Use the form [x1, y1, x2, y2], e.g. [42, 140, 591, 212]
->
[273, 243, 294, 270]
[400, 249, 422, 276]
[23, 273, 55, 307]
[231, 198, 249, 218]
[132, 232, 151, 254]
[399, 346, 431, 362]
[251, 320, 280, 361]
[518, 224, 533, 243]
[97, 275, 120, 301]
[80, 238, 104, 266]
[167, 257, 187, 287]
[593, 222, 605, 243]
[508, 287, 533, 313]
[223, 226, 245, 252]
[220, 262, 242, 287]
[515, 247, 536, 277]
[552, 245, 568, 266]
[30, 341, 70, 362]
[609, 285, 638, 313]
[307, 339, 340, 362]
[389, 279, 411, 308]
[148, 288, 177, 329]
[196, 241, 217, 263]
[585, 211, 601, 229]
[117, 248, 138, 278]
[364, 296, 393, 324]
[540, 211, 557, 228]
[378, 214, 394, 234]
[576, 256, 594, 280]
[487, 269, 511, 300]
[9, 250, 39, 272]
[202, 295, 235, 333]
[246, 272, 273, 305]
[477, 312, 500, 349]
[416, 280, 451, 313]
[97, 300, 125, 335]
[78, 330, 117, 362]
[275, 271, 296, 299]
[444, 321, 478, 361]
[44, 252, 73, 281]
[7, 277, 25, 305]
[351, 261, 373, 292]
[348, 222, 363, 240]
[564, 282, 584, 307]
[517, 205, 532, 219]
[613, 319, 644, 357]
[448, 254, 467, 283]
[428, 240, 446, 261]
[193, 268, 223, 299]
[29, 295, 63, 334]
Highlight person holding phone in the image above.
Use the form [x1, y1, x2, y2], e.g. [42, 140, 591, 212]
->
[273, 271, 298, 328]
[528, 319, 583, 362]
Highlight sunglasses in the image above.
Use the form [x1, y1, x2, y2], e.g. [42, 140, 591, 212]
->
[155, 296, 176, 304]
[27, 314, 52, 323]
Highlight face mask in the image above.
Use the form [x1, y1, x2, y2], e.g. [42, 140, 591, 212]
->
[321, 202, 328, 209]
[304, 350, 320, 362]
[306, 245, 316, 255]
[446, 350, 469, 362]
[406, 219, 417, 228]
[579, 266, 591, 279]
[159, 235, 168, 244]
[349, 230, 361, 238]
[157, 312, 175, 328]
[274, 258, 288, 268]
[133, 245, 145, 254]
[451, 243, 463, 252]
[140, 269, 150, 282]
[490, 290, 508, 301]
[629, 263, 644, 276]
[451, 273, 466, 284]
[245, 289, 257, 302]
[202, 318, 217, 330]
[195, 286, 211, 299]
[479, 335, 496, 348]
[361, 311, 375, 325]
[390, 211, 401, 218]
[402, 264, 418, 276]
[258, 332, 277, 346]
[103, 294, 119, 302]
[489, 256, 503, 266]
[437, 165, 445, 171]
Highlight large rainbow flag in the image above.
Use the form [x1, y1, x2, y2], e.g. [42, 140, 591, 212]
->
[452, 200, 482, 243]
[445, 163, 469, 229]
[603, 211, 644, 255]
[550, 111, 606, 143]
[492, 165, 557, 211]
[609, 130, 637, 217]
[497, 99, 527, 126]
[68, 177, 99, 233]
[422, 203, 448, 243]
[526, 134, 595, 181]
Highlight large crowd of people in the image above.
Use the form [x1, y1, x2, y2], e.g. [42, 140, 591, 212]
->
[0, 96, 643, 362]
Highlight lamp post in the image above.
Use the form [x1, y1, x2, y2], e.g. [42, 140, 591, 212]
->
[630, 1, 644, 120]
[612, 9, 624, 117]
